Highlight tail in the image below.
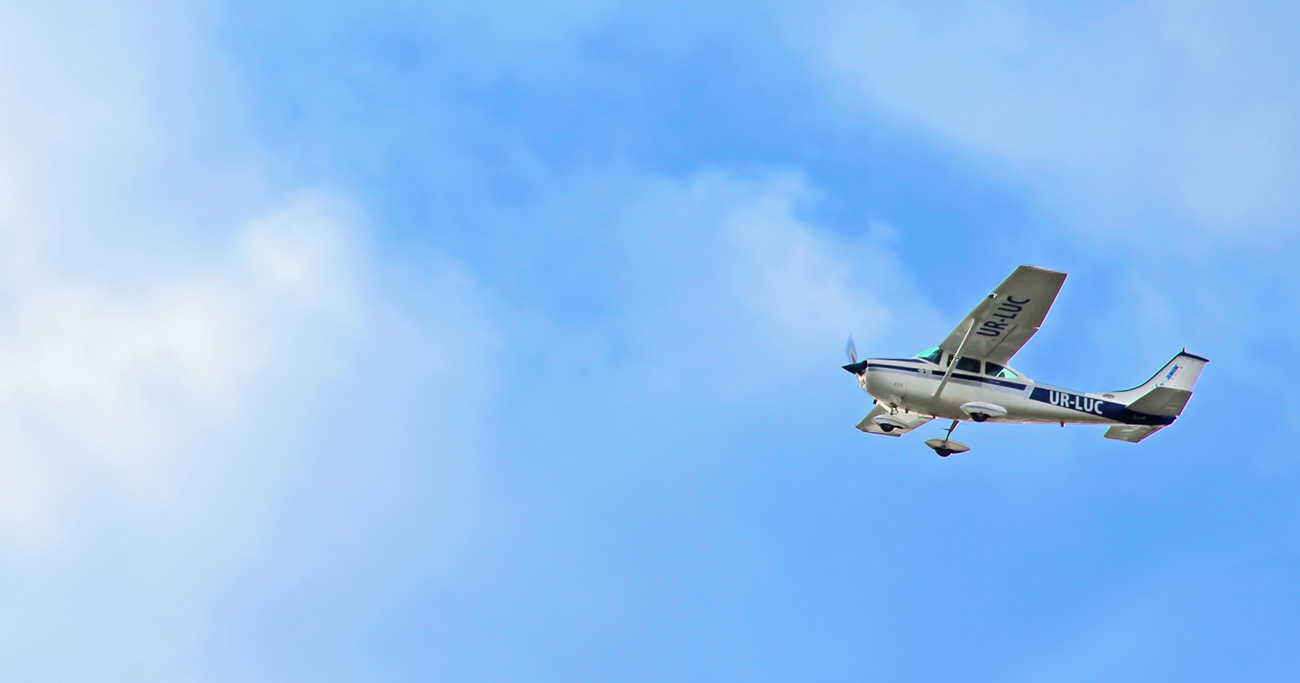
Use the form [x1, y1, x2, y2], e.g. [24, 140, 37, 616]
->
[1108, 350, 1208, 411]
[1102, 350, 1208, 442]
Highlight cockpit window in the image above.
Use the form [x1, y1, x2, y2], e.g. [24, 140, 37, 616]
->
[955, 357, 981, 373]
[915, 347, 943, 364]
[985, 362, 1019, 379]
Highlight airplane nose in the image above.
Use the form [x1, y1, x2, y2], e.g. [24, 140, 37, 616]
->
[842, 360, 869, 375]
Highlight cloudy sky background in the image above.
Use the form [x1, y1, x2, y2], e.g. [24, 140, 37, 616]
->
[1, 1, 1298, 680]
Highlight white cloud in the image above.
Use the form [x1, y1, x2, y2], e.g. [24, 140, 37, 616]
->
[0, 1, 393, 559]
[0, 4, 505, 678]
[0, 192, 361, 553]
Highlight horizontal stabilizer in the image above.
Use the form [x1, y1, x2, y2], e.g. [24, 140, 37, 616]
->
[1105, 424, 1165, 443]
[1126, 387, 1193, 417]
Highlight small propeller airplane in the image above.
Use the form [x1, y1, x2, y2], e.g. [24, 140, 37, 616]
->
[843, 265, 1206, 456]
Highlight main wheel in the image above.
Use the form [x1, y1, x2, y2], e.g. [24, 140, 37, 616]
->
[880, 424, 895, 433]
[936, 448, 953, 457]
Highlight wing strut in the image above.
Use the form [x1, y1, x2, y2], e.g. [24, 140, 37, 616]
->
[933, 318, 974, 399]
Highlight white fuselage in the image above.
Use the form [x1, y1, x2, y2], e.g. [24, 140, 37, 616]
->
[859, 357, 1131, 425]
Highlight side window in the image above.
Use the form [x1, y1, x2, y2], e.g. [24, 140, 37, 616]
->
[984, 362, 1020, 379]
[955, 357, 981, 373]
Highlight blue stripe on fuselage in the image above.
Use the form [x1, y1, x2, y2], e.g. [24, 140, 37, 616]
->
[1027, 387, 1175, 426]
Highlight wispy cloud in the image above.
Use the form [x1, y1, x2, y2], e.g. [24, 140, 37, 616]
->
[794, 0, 1300, 237]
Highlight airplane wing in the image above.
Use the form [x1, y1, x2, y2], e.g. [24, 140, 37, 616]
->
[856, 405, 933, 437]
[939, 265, 1067, 365]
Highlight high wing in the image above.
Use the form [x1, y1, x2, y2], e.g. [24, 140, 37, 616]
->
[938, 265, 1067, 365]
[856, 405, 933, 437]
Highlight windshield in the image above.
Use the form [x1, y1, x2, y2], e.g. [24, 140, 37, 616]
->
[914, 347, 943, 364]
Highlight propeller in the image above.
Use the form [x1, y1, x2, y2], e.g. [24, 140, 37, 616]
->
[843, 336, 868, 375]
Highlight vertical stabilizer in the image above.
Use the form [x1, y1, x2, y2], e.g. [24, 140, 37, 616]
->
[1108, 351, 1208, 411]
[1150, 351, 1208, 393]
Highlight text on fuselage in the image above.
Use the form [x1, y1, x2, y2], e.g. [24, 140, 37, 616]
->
[976, 296, 1030, 337]
[1048, 390, 1104, 415]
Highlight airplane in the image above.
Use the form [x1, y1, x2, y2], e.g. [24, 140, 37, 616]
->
[843, 265, 1207, 456]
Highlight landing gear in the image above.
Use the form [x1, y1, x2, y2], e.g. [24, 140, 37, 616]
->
[880, 424, 895, 433]
[924, 419, 971, 457]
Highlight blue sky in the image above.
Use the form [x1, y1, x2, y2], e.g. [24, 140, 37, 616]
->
[1, 1, 1298, 681]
